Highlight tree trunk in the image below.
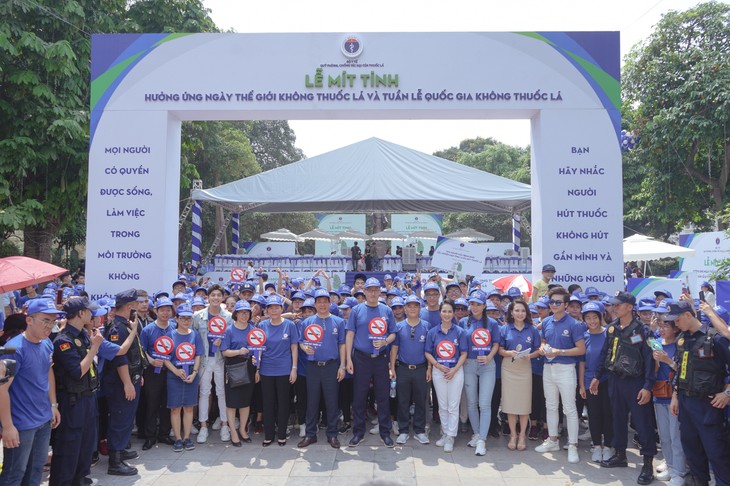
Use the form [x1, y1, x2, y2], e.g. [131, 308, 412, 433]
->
[215, 205, 228, 255]
[23, 224, 57, 263]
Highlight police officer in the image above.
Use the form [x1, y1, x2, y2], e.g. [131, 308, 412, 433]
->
[667, 301, 730, 486]
[49, 297, 103, 486]
[101, 289, 145, 476]
[345, 277, 397, 447]
[592, 291, 656, 485]
[296, 288, 346, 449]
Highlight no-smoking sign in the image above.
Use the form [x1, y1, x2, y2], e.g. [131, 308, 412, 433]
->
[153, 336, 174, 356]
[304, 323, 324, 348]
[230, 267, 245, 282]
[471, 328, 491, 348]
[436, 340, 457, 362]
[176, 342, 195, 363]
[247, 328, 267, 350]
[368, 317, 387, 340]
[208, 316, 227, 335]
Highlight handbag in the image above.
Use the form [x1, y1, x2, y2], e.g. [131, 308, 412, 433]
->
[225, 360, 250, 388]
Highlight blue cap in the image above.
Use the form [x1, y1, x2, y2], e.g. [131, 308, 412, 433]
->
[654, 289, 673, 299]
[62, 297, 98, 315]
[384, 274, 393, 281]
[390, 296, 405, 307]
[172, 292, 187, 302]
[528, 303, 538, 314]
[304, 288, 315, 298]
[637, 298, 655, 312]
[154, 290, 169, 301]
[713, 305, 729, 324]
[184, 287, 194, 295]
[267, 295, 284, 307]
[353, 289, 365, 297]
[339, 296, 358, 309]
[654, 299, 673, 314]
[487, 288, 502, 299]
[423, 282, 440, 293]
[454, 297, 469, 308]
[338, 284, 351, 296]
[569, 294, 583, 304]
[507, 287, 522, 298]
[365, 278, 381, 289]
[155, 297, 174, 309]
[234, 300, 251, 313]
[380, 287, 387, 293]
[264, 282, 276, 290]
[468, 293, 486, 305]
[404, 295, 421, 306]
[445, 281, 460, 290]
[535, 296, 549, 309]
[378, 297, 386, 304]
[314, 288, 330, 300]
[393, 276, 401, 283]
[176, 303, 193, 316]
[250, 294, 266, 306]
[114, 289, 138, 307]
[701, 281, 711, 288]
[302, 298, 315, 309]
[329, 288, 340, 297]
[485, 301, 498, 311]
[193, 286, 208, 294]
[582, 301, 603, 316]
[662, 300, 694, 321]
[584, 286, 600, 297]
[239, 282, 255, 294]
[191, 297, 206, 307]
[386, 288, 400, 297]
[62, 287, 77, 298]
[74, 284, 85, 292]
[92, 304, 108, 317]
[291, 291, 305, 301]
[291, 278, 301, 287]
[172, 279, 186, 288]
[42, 288, 56, 297]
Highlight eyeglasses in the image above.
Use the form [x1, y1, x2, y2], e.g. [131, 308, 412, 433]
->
[548, 300, 566, 306]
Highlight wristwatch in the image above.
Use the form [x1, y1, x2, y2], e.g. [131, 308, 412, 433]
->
[724, 389, 730, 397]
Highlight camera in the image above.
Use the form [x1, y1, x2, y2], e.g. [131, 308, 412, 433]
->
[0, 349, 17, 384]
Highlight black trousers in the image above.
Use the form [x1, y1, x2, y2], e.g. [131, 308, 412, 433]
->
[396, 364, 427, 435]
[531, 374, 546, 423]
[305, 361, 340, 438]
[261, 374, 292, 441]
[339, 377, 353, 423]
[586, 380, 613, 446]
[142, 366, 171, 440]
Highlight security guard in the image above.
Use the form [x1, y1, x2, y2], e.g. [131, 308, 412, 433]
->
[296, 288, 346, 449]
[667, 301, 730, 486]
[101, 289, 146, 476]
[49, 297, 103, 486]
[592, 291, 656, 485]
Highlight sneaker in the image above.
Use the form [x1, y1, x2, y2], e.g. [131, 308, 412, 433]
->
[369, 424, 379, 435]
[475, 439, 486, 456]
[467, 433, 479, 448]
[348, 434, 364, 447]
[656, 469, 671, 481]
[396, 433, 408, 445]
[183, 438, 195, 451]
[656, 461, 668, 473]
[535, 438, 560, 453]
[220, 425, 231, 442]
[172, 440, 184, 452]
[212, 417, 223, 430]
[190, 424, 199, 435]
[82, 477, 99, 486]
[568, 444, 579, 464]
[528, 426, 539, 441]
[602, 446, 615, 462]
[591, 446, 603, 462]
[381, 435, 395, 448]
[667, 476, 684, 486]
[392, 422, 399, 436]
[338, 422, 351, 434]
[414, 433, 430, 444]
[196, 427, 209, 443]
[299, 424, 306, 438]
[435, 435, 446, 447]
[443, 435, 454, 453]
[371, 417, 378, 425]
[578, 430, 592, 441]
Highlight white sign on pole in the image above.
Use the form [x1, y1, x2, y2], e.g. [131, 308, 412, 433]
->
[431, 236, 490, 277]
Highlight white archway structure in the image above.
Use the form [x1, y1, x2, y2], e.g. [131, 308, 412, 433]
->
[87, 32, 623, 298]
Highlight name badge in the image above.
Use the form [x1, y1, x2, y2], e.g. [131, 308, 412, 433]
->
[630, 335, 643, 344]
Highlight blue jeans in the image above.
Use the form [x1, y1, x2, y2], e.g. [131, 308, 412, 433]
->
[0, 421, 52, 486]
[463, 359, 496, 440]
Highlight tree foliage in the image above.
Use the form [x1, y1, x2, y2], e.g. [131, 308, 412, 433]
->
[622, 1, 730, 236]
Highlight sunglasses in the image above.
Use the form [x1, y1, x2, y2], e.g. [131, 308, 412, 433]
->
[410, 326, 416, 339]
[548, 300, 566, 306]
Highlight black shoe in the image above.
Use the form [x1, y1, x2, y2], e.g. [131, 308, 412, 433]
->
[349, 434, 364, 447]
[121, 450, 138, 460]
[157, 436, 175, 446]
[632, 433, 641, 448]
[338, 422, 351, 434]
[601, 451, 628, 468]
[637, 464, 654, 485]
[107, 452, 137, 476]
[142, 439, 156, 451]
[488, 426, 500, 439]
[90, 452, 99, 467]
[381, 435, 394, 448]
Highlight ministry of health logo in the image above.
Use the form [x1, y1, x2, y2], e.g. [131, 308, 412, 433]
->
[342, 35, 363, 58]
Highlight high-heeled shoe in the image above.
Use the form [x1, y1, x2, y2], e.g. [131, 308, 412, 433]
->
[517, 434, 527, 451]
[508, 435, 517, 450]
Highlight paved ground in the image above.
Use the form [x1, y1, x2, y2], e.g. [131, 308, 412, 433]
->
[47, 431, 667, 486]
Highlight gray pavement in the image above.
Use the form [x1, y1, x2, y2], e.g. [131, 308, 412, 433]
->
[65, 432, 661, 486]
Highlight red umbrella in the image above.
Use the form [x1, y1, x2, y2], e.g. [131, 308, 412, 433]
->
[492, 274, 533, 297]
[0, 256, 68, 293]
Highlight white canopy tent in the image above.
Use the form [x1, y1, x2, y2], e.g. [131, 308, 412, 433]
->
[623, 234, 696, 261]
[192, 137, 531, 214]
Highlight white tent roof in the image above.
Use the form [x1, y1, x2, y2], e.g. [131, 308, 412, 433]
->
[192, 137, 531, 214]
[623, 234, 696, 261]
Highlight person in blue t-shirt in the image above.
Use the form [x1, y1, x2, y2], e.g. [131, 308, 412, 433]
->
[535, 287, 585, 464]
[0, 299, 62, 486]
[578, 301, 613, 463]
[256, 295, 299, 446]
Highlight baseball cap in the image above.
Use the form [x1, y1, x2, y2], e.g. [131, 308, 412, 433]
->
[172, 279, 186, 289]
[445, 281, 460, 291]
[535, 296, 549, 309]
[91, 304, 108, 317]
[62, 297, 98, 315]
[240, 283, 256, 294]
[654, 289, 673, 299]
[193, 286, 208, 295]
[468, 293, 486, 305]
[234, 300, 251, 313]
[290, 279, 301, 288]
[264, 282, 276, 290]
[384, 274, 393, 281]
[507, 287, 522, 299]
[339, 297, 358, 309]
[637, 298, 655, 312]
[454, 297, 469, 308]
[423, 282, 440, 293]
[301, 298, 315, 309]
[654, 299, 673, 314]
[389, 296, 405, 308]
[155, 297, 174, 309]
[176, 303, 193, 317]
[404, 295, 421, 306]
[542, 264, 556, 273]
[608, 291, 636, 306]
[171, 292, 187, 302]
[485, 301, 498, 311]
[528, 303, 538, 314]
[487, 288, 502, 299]
[582, 301, 603, 316]
[365, 278, 381, 289]
[314, 288, 330, 300]
[115, 289, 138, 307]
[584, 286, 600, 297]
[154, 290, 170, 301]
[353, 289, 365, 298]
[338, 284, 351, 296]
[386, 288, 400, 297]
[713, 305, 730, 324]
[290, 291, 305, 301]
[662, 301, 695, 321]
[191, 297, 206, 308]
[266, 295, 284, 307]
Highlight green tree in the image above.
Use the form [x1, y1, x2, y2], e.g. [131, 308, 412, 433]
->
[623, 1, 730, 235]
[243, 120, 305, 171]
[126, 0, 218, 32]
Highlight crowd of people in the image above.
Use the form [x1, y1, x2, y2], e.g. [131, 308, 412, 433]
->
[0, 265, 729, 486]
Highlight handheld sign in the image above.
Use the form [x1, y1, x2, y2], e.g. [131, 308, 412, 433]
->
[230, 267, 245, 282]
[247, 328, 267, 352]
[304, 323, 324, 360]
[152, 335, 174, 374]
[435, 339, 457, 365]
[368, 317, 388, 356]
[208, 315, 227, 353]
[175, 341, 196, 376]
[471, 328, 492, 362]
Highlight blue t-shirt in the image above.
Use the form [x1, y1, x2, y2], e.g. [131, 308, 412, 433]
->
[425, 324, 468, 368]
[582, 329, 607, 384]
[540, 313, 585, 365]
[170, 329, 204, 368]
[654, 341, 677, 404]
[299, 314, 345, 362]
[140, 321, 172, 358]
[259, 319, 299, 376]
[4, 334, 53, 431]
[220, 322, 255, 354]
[500, 323, 541, 354]
[419, 308, 441, 329]
[346, 303, 396, 355]
[393, 319, 429, 365]
[460, 315, 501, 359]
